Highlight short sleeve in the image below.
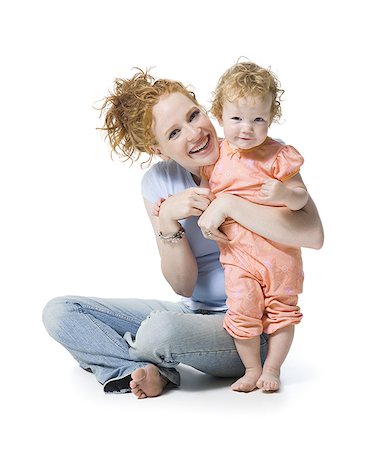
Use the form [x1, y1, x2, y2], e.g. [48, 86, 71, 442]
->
[141, 160, 196, 203]
[141, 162, 168, 204]
[272, 145, 304, 181]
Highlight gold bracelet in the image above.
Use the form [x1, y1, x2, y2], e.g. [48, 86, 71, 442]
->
[158, 225, 185, 244]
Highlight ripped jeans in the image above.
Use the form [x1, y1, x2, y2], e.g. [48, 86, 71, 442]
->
[42, 296, 268, 393]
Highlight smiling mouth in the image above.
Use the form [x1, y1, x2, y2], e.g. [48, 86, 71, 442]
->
[189, 136, 210, 154]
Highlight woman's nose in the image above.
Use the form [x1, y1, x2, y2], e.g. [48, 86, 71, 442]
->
[186, 123, 201, 141]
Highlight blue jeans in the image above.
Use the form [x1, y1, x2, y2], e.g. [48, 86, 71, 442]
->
[42, 296, 268, 393]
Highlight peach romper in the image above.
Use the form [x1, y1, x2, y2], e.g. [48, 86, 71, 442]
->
[202, 138, 304, 339]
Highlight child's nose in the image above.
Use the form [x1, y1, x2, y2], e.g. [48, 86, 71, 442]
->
[241, 122, 253, 133]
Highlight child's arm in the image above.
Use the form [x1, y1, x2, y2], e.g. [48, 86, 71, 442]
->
[259, 173, 308, 211]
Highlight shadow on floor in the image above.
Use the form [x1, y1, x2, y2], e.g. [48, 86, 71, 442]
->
[177, 364, 235, 391]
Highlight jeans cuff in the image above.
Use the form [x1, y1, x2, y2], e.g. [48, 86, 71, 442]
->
[103, 375, 132, 394]
[157, 367, 180, 387]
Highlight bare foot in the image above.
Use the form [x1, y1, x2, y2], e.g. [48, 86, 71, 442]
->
[231, 367, 262, 393]
[129, 364, 168, 399]
[256, 367, 280, 392]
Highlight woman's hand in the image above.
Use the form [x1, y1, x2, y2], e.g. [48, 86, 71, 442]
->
[158, 188, 214, 231]
[197, 195, 231, 243]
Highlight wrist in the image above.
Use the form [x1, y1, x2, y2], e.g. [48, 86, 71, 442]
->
[283, 187, 294, 206]
[218, 194, 234, 218]
[159, 218, 182, 235]
[158, 224, 185, 244]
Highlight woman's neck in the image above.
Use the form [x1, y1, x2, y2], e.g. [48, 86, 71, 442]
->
[191, 173, 201, 185]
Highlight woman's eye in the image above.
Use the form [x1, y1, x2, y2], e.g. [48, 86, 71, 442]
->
[190, 109, 200, 121]
[169, 129, 179, 139]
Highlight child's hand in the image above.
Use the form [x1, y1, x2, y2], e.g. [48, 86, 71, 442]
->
[259, 179, 289, 204]
[152, 197, 166, 216]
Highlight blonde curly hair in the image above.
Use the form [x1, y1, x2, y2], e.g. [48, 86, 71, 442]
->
[99, 68, 199, 165]
[211, 61, 284, 123]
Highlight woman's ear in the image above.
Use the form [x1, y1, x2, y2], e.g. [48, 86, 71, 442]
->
[150, 145, 160, 155]
[150, 146, 170, 161]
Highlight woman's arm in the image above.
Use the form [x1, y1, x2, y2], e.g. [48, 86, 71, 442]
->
[198, 193, 324, 249]
[143, 187, 214, 297]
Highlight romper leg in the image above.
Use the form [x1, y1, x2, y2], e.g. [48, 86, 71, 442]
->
[261, 244, 304, 334]
[223, 264, 265, 339]
[262, 295, 303, 335]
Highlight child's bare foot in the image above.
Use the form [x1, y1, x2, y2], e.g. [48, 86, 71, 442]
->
[256, 367, 280, 392]
[129, 364, 168, 399]
[231, 367, 262, 392]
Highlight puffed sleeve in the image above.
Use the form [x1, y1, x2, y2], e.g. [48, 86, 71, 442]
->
[272, 145, 304, 181]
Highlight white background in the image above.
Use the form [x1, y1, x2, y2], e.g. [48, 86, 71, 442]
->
[1, 0, 380, 449]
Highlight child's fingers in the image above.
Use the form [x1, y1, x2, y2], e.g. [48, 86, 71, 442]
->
[152, 197, 166, 216]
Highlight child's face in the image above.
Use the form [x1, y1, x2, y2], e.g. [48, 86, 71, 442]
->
[219, 94, 272, 150]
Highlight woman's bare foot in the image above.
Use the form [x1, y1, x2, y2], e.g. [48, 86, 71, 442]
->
[129, 364, 168, 399]
[256, 367, 280, 392]
[231, 367, 262, 393]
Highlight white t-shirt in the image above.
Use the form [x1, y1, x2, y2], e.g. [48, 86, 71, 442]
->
[141, 160, 227, 311]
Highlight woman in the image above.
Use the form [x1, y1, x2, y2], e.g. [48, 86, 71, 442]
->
[42, 70, 323, 399]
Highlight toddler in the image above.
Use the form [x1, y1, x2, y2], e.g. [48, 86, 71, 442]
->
[201, 61, 309, 392]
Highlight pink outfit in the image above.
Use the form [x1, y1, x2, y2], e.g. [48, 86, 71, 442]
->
[202, 138, 304, 339]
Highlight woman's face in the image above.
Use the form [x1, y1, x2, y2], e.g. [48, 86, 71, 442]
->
[151, 92, 219, 177]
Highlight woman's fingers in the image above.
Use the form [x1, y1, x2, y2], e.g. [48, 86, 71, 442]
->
[192, 187, 215, 202]
[158, 188, 215, 221]
[191, 195, 212, 211]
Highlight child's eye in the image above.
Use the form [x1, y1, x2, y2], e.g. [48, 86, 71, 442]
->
[190, 109, 200, 121]
[231, 116, 241, 121]
[169, 129, 180, 140]
[254, 117, 265, 122]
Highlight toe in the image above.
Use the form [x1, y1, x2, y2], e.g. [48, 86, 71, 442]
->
[131, 387, 140, 397]
[131, 367, 146, 383]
